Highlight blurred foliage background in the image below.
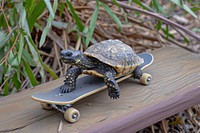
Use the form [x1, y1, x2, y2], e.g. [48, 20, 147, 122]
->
[0, 0, 199, 132]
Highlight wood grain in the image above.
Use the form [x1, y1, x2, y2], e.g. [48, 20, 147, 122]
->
[0, 47, 200, 133]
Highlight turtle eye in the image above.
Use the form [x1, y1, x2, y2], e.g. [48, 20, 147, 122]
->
[61, 50, 73, 57]
[65, 52, 73, 57]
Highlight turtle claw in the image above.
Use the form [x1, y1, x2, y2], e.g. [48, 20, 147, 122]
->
[106, 81, 120, 99]
[108, 90, 120, 99]
[60, 84, 75, 93]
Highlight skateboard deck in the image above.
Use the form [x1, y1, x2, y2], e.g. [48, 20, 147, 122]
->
[31, 52, 153, 122]
[32, 52, 153, 105]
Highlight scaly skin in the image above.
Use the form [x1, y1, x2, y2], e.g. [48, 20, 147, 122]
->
[60, 67, 82, 93]
[60, 50, 121, 99]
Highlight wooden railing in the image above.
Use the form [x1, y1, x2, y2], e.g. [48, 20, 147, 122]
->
[0, 47, 200, 133]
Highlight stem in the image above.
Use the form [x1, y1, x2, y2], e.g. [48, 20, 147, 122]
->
[0, 2, 11, 33]
[2, 33, 20, 64]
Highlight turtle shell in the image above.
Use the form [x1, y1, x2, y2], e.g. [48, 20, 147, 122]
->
[84, 39, 144, 76]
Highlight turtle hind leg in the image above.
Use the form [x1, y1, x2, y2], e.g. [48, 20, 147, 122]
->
[60, 67, 82, 93]
[133, 66, 142, 79]
[104, 72, 120, 99]
[133, 66, 152, 85]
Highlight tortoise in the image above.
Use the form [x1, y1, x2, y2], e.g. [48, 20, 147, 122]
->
[60, 39, 145, 99]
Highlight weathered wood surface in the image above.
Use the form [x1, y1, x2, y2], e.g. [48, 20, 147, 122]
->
[0, 47, 200, 133]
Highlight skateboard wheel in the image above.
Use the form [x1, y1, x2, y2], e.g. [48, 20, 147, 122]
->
[64, 108, 80, 123]
[40, 103, 53, 110]
[140, 73, 152, 85]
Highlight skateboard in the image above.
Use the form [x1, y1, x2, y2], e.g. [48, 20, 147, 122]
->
[31, 52, 154, 123]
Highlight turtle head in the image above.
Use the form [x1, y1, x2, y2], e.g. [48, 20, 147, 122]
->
[60, 50, 83, 65]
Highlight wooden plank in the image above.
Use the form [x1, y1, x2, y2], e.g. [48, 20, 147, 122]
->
[0, 47, 200, 133]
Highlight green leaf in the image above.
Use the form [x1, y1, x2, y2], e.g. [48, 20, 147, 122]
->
[170, 0, 197, 18]
[133, 0, 155, 12]
[162, 26, 174, 39]
[100, 2, 122, 29]
[8, 51, 19, 67]
[52, 20, 68, 29]
[23, 59, 38, 86]
[0, 28, 16, 49]
[41, 62, 58, 80]
[27, 0, 46, 32]
[9, 7, 18, 26]
[0, 13, 7, 28]
[152, 0, 166, 16]
[12, 72, 21, 90]
[27, 35, 58, 79]
[25, 35, 39, 63]
[15, 2, 30, 35]
[85, 1, 99, 47]
[191, 7, 200, 12]
[66, 0, 84, 32]
[192, 28, 200, 33]
[44, 0, 55, 18]
[59, 2, 65, 17]
[183, 36, 190, 44]
[191, 2, 200, 6]
[25, 0, 36, 16]
[22, 50, 36, 66]
[39, 0, 58, 47]
[17, 34, 24, 64]
[111, 0, 121, 8]
[186, 0, 190, 3]
[156, 20, 162, 31]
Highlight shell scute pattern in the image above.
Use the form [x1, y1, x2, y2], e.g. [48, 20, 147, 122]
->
[84, 39, 144, 75]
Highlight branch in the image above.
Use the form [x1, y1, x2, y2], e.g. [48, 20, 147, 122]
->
[101, 0, 200, 42]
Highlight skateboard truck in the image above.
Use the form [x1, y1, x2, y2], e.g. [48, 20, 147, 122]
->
[41, 102, 80, 123]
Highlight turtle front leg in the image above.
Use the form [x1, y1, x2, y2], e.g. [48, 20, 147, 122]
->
[104, 72, 120, 99]
[60, 67, 82, 93]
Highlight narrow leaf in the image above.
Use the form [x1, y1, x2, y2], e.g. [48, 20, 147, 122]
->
[27, 35, 58, 79]
[39, 0, 58, 47]
[100, 2, 122, 29]
[12, 72, 21, 90]
[85, 1, 99, 47]
[0, 28, 16, 49]
[156, 20, 162, 31]
[8, 52, 19, 67]
[44, 0, 55, 18]
[41, 62, 58, 79]
[22, 50, 37, 66]
[133, 0, 155, 12]
[170, 0, 197, 18]
[59, 2, 65, 17]
[153, 0, 166, 16]
[162, 27, 175, 39]
[15, 2, 31, 35]
[23, 59, 38, 86]
[25, 0, 36, 16]
[17, 34, 24, 64]
[66, 0, 84, 31]
[111, 0, 121, 8]
[27, 0, 46, 31]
